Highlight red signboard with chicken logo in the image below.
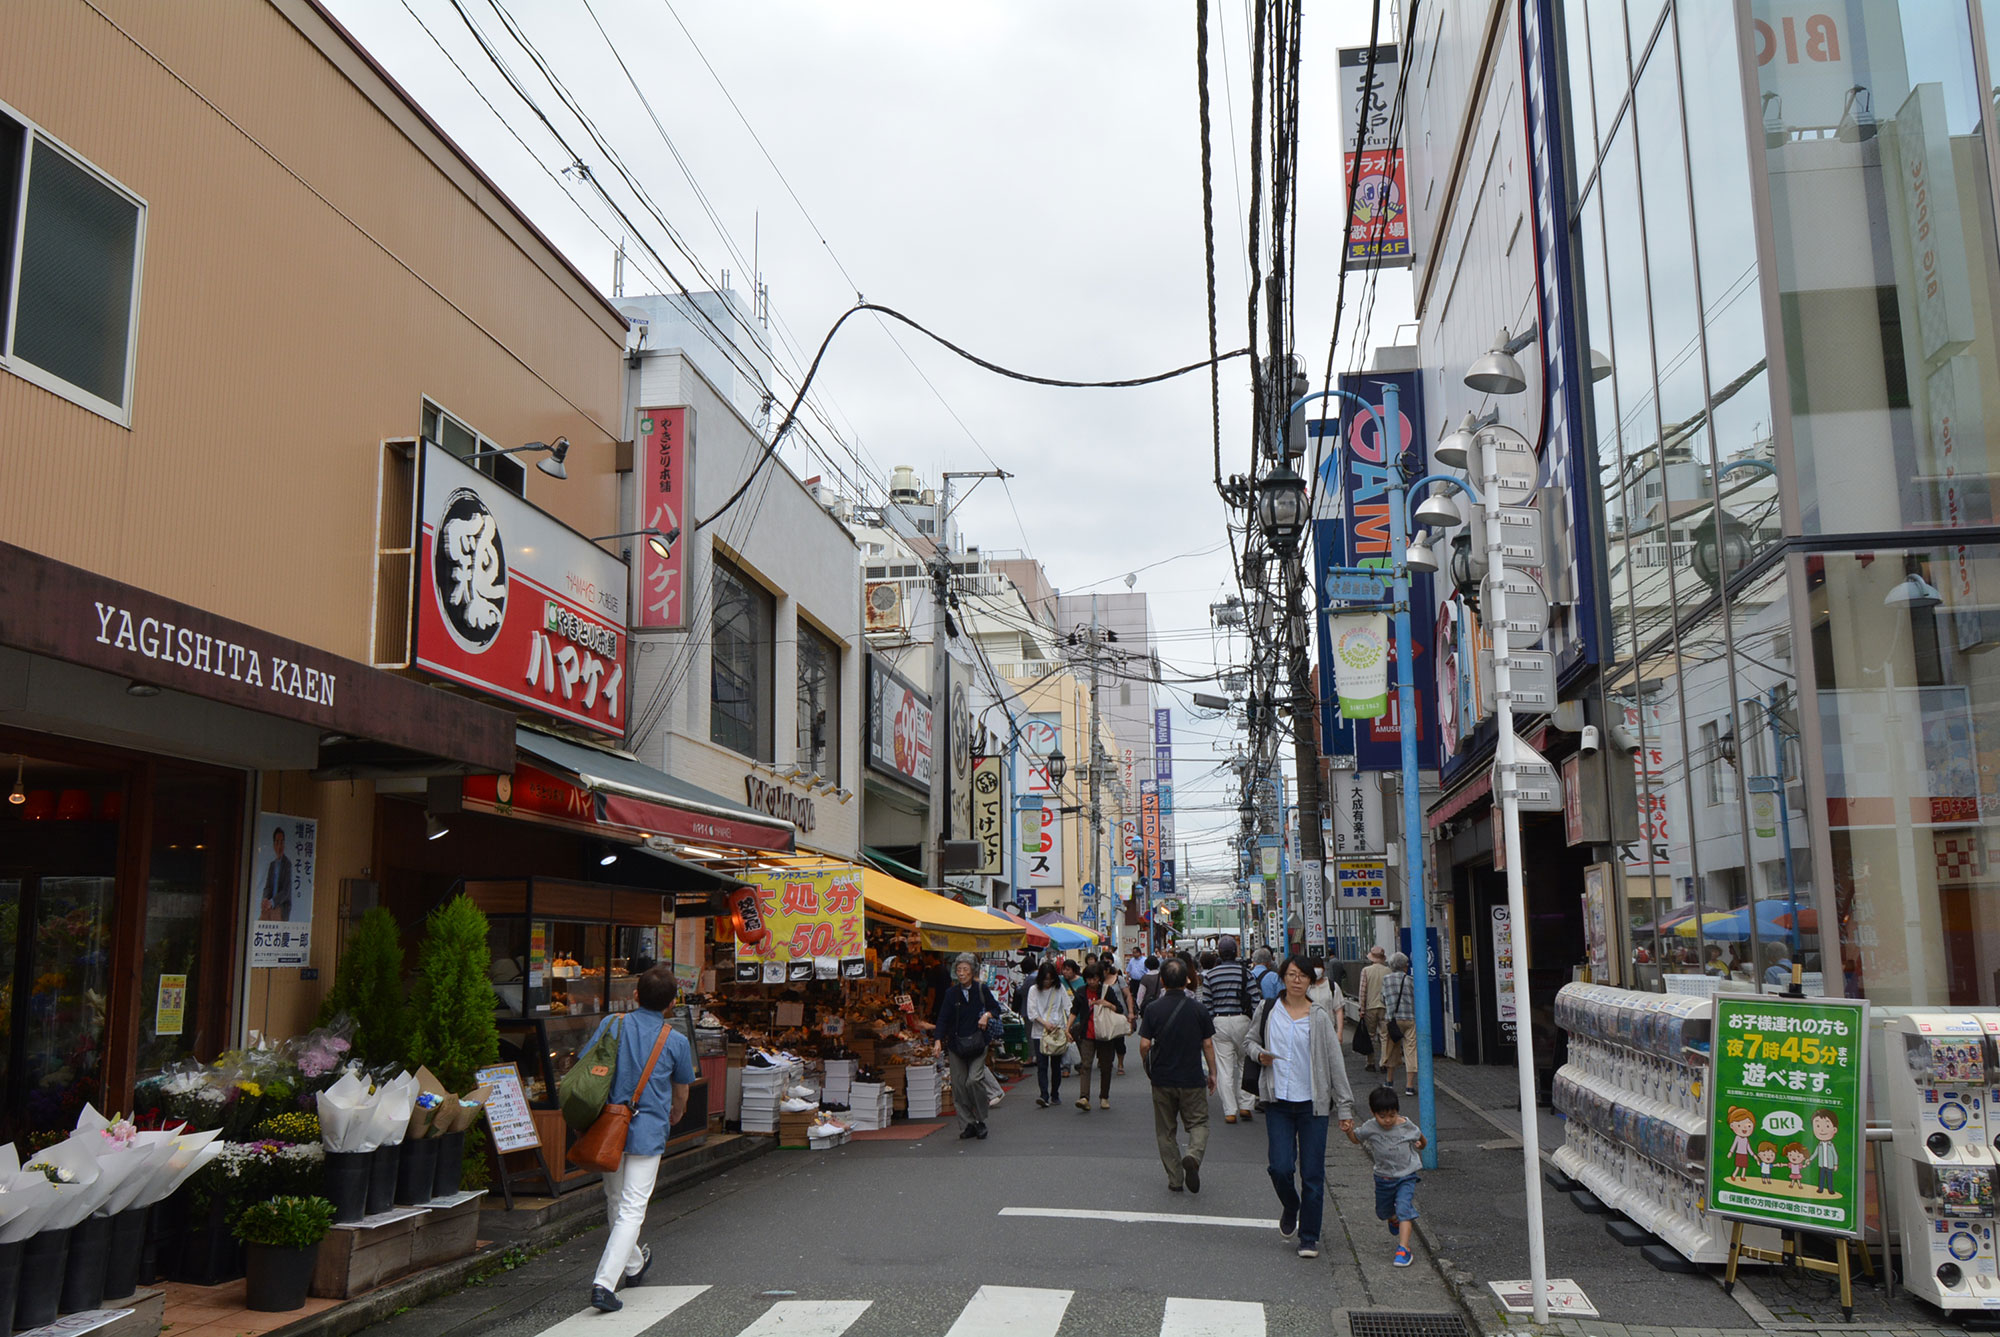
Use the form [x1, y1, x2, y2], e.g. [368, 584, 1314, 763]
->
[414, 445, 629, 738]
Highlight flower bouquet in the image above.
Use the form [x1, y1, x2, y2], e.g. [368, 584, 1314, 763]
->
[10, 1134, 108, 1328]
[315, 1069, 416, 1221]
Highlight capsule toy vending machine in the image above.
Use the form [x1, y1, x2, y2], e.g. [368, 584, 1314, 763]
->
[1887, 1013, 1999, 1311]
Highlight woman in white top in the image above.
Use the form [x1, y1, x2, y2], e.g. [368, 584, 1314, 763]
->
[1025, 961, 1073, 1108]
[1245, 954, 1358, 1260]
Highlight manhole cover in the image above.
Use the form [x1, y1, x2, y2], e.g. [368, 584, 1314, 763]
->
[1349, 1313, 1470, 1337]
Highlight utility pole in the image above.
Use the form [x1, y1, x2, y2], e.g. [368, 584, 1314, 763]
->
[928, 468, 1009, 889]
[1087, 593, 1104, 938]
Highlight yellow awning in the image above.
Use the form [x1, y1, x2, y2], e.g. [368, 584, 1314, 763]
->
[775, 856, 1022, 953]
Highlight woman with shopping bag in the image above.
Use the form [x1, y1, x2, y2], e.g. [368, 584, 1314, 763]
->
[573, 966, 695, 1312]
[1070, 961, 1129, 1111]
[1026, 960, 1073, 1107]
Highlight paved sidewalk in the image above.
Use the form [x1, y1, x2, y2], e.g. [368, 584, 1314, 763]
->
[1326, 1046, 1961, 1337]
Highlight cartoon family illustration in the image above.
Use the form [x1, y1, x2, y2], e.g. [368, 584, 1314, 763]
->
[1726, 1106, 1841, 1197]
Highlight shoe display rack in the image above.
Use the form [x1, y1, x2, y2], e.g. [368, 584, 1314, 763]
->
[1551, 983, 1735, 1264]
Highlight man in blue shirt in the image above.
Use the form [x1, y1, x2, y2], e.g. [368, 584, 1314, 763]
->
[1251, 946, 1282, 1001]
[589, 966, 696, 1311]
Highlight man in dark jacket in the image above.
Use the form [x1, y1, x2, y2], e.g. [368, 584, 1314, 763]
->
[935, 953, 999, 1141]
[1141, 958, 1217, 1193]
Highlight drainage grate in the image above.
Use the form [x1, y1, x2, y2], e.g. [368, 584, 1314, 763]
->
[1349, 1313, 1470, 1337]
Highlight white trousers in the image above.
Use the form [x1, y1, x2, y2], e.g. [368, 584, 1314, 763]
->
[593, 1152, 661, 1291]
[1212, 1014, 1253, 1115]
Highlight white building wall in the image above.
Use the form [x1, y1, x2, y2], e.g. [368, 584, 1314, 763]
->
[626, 349, 862, 858]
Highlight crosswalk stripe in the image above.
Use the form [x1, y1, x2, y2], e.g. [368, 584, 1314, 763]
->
[533, 1285, 710, 1337]
[735, 1299, 873, 1337]
[999, 1206, 1280, 1229]
[1162, 1297, 1268, 1337]
[942, 1285, 1073, 1337]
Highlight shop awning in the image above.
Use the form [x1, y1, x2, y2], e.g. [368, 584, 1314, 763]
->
[1032, 910, 1101, 947]
[769, 856, 1022, 953]
[985, 906, 1051, 948]
[508, 727, 795, 854]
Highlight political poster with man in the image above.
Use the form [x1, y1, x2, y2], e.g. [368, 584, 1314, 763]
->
[248, 812, 316, 968]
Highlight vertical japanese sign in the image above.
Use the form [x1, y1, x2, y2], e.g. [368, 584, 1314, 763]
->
[1707, 995, 1870, 1238]
[634, 406, 690, 630]
[972, 754, 1004, 875]
[249, 812, 315, 967]
[1140, 780, 1160, 886]
[1018, 714, 1063, 885]
[1315, 371, 1435, 770]
[732, 865, 866, 965]
[1154, 709, 1176, 900]
[1492, 904, 1517, 1042]
[1302, 859, 1327, 946]
[1338, 45, 1410, 266]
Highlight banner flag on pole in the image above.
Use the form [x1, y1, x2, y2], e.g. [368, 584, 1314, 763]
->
[1329, 611, 1391, 719]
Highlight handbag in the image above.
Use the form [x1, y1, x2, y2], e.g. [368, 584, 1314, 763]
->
[1386, 976, 1407, 1043]
[567, 1016, 673, 1172]
[557, 1014, 624, 1131]
[1093, 998, 1132, 1041]
[1240, 1000, 1272, 1097]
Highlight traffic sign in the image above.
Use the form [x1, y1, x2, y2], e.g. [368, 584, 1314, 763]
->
[1492, 734, 1563, 812]
[1491, 507, 1545, 565]
[1326, 570, 1390, 603]
[1481, 569, 1550, 649]
[1481, 426, 1537, 504]
[1499, 650, 1555, 707]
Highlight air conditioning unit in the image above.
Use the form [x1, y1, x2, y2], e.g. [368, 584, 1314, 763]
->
[865, 581, 904, 633]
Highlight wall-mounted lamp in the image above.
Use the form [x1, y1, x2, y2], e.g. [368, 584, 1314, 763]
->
[591, 527, 678, 560]
[425, 814, 451, 841]
[467, 437, 570, 480]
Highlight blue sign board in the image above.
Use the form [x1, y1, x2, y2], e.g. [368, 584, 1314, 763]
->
[1313, 369, 1438, 771]
[1014, 888, 1038, 915]
[1398, 926, 1447, 1056]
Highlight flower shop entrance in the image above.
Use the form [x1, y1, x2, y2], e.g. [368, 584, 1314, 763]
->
[0, 727, 245, 1142]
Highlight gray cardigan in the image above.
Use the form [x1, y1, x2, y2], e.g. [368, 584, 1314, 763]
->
[1243, 997, 1356, 1121]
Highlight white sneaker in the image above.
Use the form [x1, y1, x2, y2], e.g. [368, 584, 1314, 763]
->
[780, 1096, 817, 1113]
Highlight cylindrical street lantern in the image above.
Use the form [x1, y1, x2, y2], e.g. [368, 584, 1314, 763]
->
[1046, 746, 1067, 788]
[1256, 462, 1309, 555]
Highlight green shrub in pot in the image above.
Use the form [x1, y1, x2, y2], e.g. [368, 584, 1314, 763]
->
[232, 1195, 336, 1250]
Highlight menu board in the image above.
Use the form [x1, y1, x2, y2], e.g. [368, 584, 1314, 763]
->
[474, 1062, 541, 1152]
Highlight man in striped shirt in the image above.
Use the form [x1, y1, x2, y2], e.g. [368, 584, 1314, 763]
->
[1200, 937, 1257, 1124]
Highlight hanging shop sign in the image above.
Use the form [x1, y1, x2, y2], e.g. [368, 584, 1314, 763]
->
[732, 866, 865, 965]
[1706, 994, 1870, 1239]
[1258, 834, 1282, 880]
[1337, 44, 1410, 267]
[1329, 611, 1391, 719]
[248, 812, 316, 968]
[866, 656, 932, 789]
[972, 754, 1005, 875]
[743, 774, 816, 834]
[1302, 860, 1327, 944]
[1329, 768, 1385, 855]
[1334, 859, 1389, 910]
[415, 444, 629, 737]
[726, 884, 771, 951]
[634, 406, 692, 631]
[1315, 370, 1436, 771]
[1493, 904, 1518, 1042]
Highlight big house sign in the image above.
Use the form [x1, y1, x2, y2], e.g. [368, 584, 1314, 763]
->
[415, 444, 629, 738]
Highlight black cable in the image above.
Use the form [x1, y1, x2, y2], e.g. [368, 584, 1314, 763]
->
[1197, 0, 1225, 495]
[698, 300, 1252, 530]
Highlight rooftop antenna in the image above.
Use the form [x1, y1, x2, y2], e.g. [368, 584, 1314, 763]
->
[612, 235, 625, 297]
[754, 212, 769, 329]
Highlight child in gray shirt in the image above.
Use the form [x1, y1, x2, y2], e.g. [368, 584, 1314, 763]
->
[1349, 1086, 1426, 1266]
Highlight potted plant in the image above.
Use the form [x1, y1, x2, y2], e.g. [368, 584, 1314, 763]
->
[232, 1195, 335, 1312]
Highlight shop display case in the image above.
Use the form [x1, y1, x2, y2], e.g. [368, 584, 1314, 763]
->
[469, 877, 708, 1188]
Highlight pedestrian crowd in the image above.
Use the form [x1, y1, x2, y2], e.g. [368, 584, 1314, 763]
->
[570, 938, 1427, 1309]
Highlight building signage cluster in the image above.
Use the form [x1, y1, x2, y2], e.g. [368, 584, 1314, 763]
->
[866, 656, 932, 789]
[415, 445, 629, 737]
[1337, 45, 1410, 267]
[634, 406, 690, 631]
[1315, 370, 1436, 771]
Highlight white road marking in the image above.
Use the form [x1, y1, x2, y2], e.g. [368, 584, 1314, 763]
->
[1162, 1297, 1269, 1337]
[533, 1286, 710, 1337]
[942, 1285, 1073, 1337]
[998, 1206, 1281, 1229]
[735, 1299, 873, 1337]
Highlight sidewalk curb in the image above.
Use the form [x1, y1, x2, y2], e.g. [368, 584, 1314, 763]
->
[261, 1136, 774, 1337]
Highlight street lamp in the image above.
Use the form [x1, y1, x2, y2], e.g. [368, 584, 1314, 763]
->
[1256, 461, 1310, 554]
[1046, 746, 1068, 789]
[1464, 329, 1537, 396]
[591, 527, 679, 560]
[465, 437, 571, 479]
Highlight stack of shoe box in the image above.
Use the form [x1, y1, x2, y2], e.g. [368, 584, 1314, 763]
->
[847, 1078, 892, 1131]
[740, 1059, 800, 1134]
[905, 1063, 942, 1119]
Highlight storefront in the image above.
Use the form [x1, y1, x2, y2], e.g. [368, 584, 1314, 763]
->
[0, 542, 512, 1139]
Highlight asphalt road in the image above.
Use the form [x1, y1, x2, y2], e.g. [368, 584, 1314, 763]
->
[369, 1060, 1402, 1337]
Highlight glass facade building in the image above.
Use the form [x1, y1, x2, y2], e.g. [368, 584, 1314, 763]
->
[1559, 0, 2000, 1005]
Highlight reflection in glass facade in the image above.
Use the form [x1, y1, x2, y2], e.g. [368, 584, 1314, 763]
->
[1558, 0, 2000, 1006]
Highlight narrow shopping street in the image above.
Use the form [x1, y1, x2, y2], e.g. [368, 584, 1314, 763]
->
[361, 1059, 1438, 1337]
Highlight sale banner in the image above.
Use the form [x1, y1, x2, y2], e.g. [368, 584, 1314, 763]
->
[732, 865, 865, 965]
[1706, 994, 1870, 1238]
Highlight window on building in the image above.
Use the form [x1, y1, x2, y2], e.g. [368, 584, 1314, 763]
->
[0, 107, 145, 422]
[711, 554, 775, 760]
[797, 621, 841, 781]
[1700, 721, 1735, 806]
[422, 401, 526, 496]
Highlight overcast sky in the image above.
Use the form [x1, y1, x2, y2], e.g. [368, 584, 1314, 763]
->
[326, 0, 1415, 894]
